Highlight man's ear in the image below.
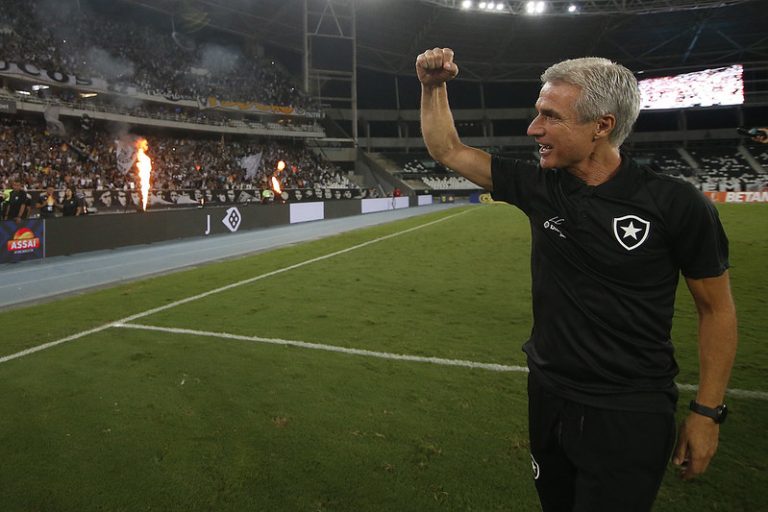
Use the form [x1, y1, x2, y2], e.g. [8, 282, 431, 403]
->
[595, 114, 616, 141]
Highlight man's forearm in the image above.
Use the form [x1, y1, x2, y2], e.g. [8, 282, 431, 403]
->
[416, 48, 492, 190]
[420, 83, 461, 163]
[685, 274, 738, 407]
[696, 307, 738, 407]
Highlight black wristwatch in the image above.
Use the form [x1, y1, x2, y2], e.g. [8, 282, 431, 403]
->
[689, 400, 728, 424]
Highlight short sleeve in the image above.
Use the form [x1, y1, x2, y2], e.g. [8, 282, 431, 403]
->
[670, 185, 729, 279]
[491, 156, 539, 213]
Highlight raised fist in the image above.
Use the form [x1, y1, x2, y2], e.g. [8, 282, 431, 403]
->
[416, 47, 459, 86]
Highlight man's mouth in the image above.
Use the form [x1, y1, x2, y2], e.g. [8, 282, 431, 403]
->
[538, 144, 553, 155]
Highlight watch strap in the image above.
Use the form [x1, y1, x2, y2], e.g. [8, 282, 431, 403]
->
[689, 400, 727, 424]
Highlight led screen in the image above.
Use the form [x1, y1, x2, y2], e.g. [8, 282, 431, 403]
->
[638, 64, 743, 109]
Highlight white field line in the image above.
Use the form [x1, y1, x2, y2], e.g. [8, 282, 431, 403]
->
[0, 210, 471, 365]
[676, 383, 768, 401]
[114, 323, 768, 401]
[114, 322, 527, 373]
[0, 324, 115, 365]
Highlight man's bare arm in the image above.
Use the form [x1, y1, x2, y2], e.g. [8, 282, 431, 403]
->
[417, 48, 492, 190]
[673, 271, 737, 480]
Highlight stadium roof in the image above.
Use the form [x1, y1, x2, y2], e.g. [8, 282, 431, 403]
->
[118, 0, 767, 81]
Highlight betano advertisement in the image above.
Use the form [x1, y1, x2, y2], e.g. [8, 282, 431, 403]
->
[0, 220, 45, 263]
[703, 191, 768, 203]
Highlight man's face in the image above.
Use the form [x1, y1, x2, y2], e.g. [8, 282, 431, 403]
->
[527, 81, 597, 171]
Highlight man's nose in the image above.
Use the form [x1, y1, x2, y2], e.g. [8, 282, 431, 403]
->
[527, 116, 543, 137]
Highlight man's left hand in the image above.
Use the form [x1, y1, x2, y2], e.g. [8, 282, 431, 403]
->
[672, 413, 720, 480]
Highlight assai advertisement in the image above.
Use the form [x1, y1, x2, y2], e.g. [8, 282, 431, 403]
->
[0, 220, 45, 263]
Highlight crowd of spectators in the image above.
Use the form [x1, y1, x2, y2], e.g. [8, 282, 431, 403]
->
[0, 117, 356, 196]
[0, 0, 314, 110]
[0, 0, 361, 216]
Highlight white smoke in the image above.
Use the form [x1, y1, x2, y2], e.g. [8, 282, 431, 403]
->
[197, 43, 241, 76]
[84, 47, 135, 81]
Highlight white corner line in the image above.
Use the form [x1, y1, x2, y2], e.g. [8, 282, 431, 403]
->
[0, 210, 471, 366]
[114, 322, 528, 373]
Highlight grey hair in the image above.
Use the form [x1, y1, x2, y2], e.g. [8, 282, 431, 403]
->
[541, 57, 640, 147]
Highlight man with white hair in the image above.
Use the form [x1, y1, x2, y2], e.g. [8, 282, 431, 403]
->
[417, 48, 737, 511]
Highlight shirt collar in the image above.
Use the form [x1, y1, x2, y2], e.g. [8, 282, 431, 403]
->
[556, 152, 641, 198]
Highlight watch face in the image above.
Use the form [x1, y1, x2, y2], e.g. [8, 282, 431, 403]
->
[717, 404, 728, 423]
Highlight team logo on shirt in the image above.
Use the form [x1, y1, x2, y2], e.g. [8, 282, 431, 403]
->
[612, 214, 650, 251]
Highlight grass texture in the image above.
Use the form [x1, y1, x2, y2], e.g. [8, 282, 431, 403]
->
[0, 203, 765, 511]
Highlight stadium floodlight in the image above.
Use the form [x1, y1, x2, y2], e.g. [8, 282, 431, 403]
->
[418, 0, 756, 16]
[487, 2, 495, 9]
[526, 1, 547, 14]
[525, 0, 547, 14]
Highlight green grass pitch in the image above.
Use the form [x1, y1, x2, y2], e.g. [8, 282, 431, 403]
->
[0, 203, 765, 511]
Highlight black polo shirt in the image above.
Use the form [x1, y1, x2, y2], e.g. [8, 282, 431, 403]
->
[491, 154, 729, 413]
[5, 190, 28, 219]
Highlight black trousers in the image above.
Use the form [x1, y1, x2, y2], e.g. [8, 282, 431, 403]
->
[528, 373, 676, 512]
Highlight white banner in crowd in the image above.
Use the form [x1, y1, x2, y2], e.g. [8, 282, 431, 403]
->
[1, 59, 196, 108]
[1, 60, 109, 91]
[239, 153, 263, 180]
[43, 105, 66, 135]
[115, 138, 138, 174]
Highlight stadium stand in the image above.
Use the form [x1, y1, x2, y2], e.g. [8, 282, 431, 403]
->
[379, 153, 482, 191]
[0, 0, 365, 214]
[688, 146, 763, 192]
[0, 0, 313, 109]
[0, 117, 357, 196]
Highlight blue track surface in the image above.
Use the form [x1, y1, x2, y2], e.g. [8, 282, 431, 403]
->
[0, 203, 462, 310]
